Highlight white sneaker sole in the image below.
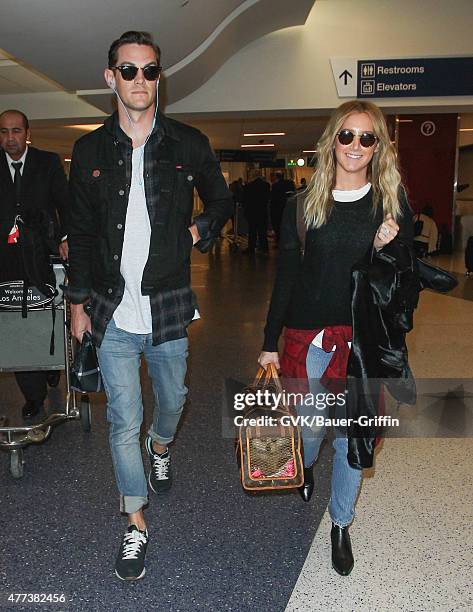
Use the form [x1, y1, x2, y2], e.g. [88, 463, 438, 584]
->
[115, 567, 146, 581]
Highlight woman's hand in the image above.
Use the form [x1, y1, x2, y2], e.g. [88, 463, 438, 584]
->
[258, 351, 280, 370]
[373, 213, 399, 251]
[188, 224, 200, 245]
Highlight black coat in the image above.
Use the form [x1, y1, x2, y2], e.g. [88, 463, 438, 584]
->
[243, 177, 270, 219]
[0, 147, 69, 282]
[270, 178, 295, 208]
[67, 111, 233, 303]
[347, 238, 456, 468]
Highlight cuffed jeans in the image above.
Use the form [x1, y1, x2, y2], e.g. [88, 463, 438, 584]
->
[96, 319, 188, 514]
[296, 343, 362, 527]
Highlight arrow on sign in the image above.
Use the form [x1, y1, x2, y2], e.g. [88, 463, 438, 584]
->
[339, 69, 352, 86]
[331, 58, 357, 97]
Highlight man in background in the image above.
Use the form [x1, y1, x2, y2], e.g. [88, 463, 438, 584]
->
[270, 172, 295, 244]
[243, 172, 270, 254]
[413, 205, 438, 258]
[0, 109, 69, 418]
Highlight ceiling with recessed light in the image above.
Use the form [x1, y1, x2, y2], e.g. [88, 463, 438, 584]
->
[1, 0, 472, 158]
[24, 115, 330, 158]
[0, 0, 315, 109]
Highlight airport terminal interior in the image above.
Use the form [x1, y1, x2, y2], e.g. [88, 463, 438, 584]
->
[1, 1, 473, 610]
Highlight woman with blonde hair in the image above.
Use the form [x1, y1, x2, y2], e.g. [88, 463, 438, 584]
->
[258, 100, 413, 576]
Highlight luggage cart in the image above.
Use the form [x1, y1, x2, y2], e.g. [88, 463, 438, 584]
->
[222, 202, 248, 252]
[0, 261, 91, 479]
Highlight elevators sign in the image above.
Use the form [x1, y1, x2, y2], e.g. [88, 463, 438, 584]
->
[331, 57, 473, 98]
[0, 281, 55, 310]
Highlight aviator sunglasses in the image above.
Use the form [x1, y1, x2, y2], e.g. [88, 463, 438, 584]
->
[336, 129, 378, 148]
[111, 64, 162, 81]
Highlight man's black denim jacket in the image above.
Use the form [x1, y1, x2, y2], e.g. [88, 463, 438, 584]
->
[65, 110, 233, 346]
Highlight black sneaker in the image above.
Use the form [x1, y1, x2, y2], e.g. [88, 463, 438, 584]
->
[145, 436, 172, 493]
[115, 525, 148, 581]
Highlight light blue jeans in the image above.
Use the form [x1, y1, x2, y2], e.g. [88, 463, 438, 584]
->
[96, 319, 189, 514]
[296, 343, 362, 527]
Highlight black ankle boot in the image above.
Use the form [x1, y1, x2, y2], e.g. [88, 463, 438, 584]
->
[298, 466, 314, 502]
[330, 523, 354, 576]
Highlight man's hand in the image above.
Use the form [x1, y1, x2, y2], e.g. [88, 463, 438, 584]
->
[58, 239, 69, 261]
[373, 213, 399, 251]
[188, 224, 200, 246]
[258, 351, 280, 370]
[70, 303, 91, 343]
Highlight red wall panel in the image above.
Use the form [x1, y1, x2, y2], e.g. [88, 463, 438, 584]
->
[397, 114, 457, 230]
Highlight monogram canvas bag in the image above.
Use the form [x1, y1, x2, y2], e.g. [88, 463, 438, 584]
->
[237, 364, 304, 491]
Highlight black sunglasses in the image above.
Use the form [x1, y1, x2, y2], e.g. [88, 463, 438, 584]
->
[337, 129, 377, 148]
[112, 64, 162, 81]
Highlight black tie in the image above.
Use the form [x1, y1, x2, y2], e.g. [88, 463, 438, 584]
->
[12, 161, 23, 206]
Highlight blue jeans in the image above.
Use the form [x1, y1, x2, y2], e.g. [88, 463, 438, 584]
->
[296, 343, 362, 527]
[96, 319, 189, 514]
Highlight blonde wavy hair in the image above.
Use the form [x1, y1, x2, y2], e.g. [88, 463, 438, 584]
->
[304, 100, 403, 228]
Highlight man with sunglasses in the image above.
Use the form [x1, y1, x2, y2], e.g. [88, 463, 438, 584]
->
[66, 31, 233, 581]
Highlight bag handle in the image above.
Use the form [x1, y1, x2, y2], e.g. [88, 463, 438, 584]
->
[253, 363, 273, 386]
[253, 363, 283, 392]
[253, 365, 269, 386]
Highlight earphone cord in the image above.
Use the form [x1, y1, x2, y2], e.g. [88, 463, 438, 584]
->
[111, 79, 159, 186]
[111, 78, 159, 131]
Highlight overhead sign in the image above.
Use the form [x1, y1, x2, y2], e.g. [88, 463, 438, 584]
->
[331, 57, 473, 98]
[259, 159, 285, 168]
[218, 149, 275, 163]
[420, 121, 436, 137]
[330, 58, 357, 98]
[287, 157, 308, 168]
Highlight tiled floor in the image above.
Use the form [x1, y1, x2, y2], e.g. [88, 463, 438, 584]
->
[285, 438, 473, 612]
[286, 251, 473, 612]
[1, 246, 471, 611]
[1, 246, 330, 611]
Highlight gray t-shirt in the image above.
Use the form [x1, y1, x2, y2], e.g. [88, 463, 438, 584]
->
[113, 145, 152, 333]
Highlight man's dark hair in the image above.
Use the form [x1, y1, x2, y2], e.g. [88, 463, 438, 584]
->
[275, 172, 283, 180]
[0, 109, 29, 130]
[108, 31, 161, 68]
